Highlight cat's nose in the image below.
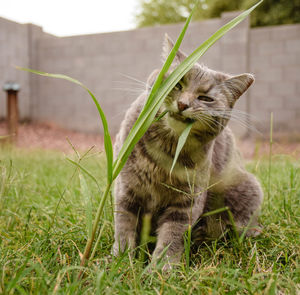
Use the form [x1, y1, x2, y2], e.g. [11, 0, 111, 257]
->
[177, 101, 188, 111]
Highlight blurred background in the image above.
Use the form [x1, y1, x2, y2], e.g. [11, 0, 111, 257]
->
[0, 0, 299, 156]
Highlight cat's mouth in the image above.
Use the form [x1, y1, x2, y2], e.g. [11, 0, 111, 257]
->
[169, 112, 195, 124]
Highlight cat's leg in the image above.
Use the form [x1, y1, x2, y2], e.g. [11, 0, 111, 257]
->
[152, 194, 205, 268]
[193, 173, 263, 243]
[222, 172, 263, 237]
[113, 184, 141, 256]
[152, 207, 190, 268]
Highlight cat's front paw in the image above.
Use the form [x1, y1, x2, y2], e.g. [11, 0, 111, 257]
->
[152, 250, 181, 273]
[149, 257, 173, 274]
[245, 225, 263, 237]
[161, 261, 173, 272]
[112, 236, 136, 256]
[112, 240, 128, 256]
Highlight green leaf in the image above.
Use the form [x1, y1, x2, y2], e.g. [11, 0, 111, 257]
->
[113, 0, 262, 180]
[112, 2, 197, 179]
[170, 122, 193, 175]
[144, 3, 198, 109]
[16, 67, 113, 184]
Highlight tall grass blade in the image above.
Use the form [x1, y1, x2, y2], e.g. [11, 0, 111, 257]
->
[268, 112, 273, 210]
[79, 173, 93, 239]
[113, 0, 262, 179]
[66, 158, 100, 191]
[184, 224, 192, 272]
[15, 67, 113, 184]
[170, 122, 193, 175]
[113, 4, 197, 179]
[144, 3, 198, 109]
[138, 213, 152, 263]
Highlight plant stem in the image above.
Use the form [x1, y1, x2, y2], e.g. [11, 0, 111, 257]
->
[268, 112, 273, 210]
[139, 213, 152, 263]
[78, 182, 112, 279]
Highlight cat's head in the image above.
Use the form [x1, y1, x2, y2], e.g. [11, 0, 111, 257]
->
[148, 35, 254, 137]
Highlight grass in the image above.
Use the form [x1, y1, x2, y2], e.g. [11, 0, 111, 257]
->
[0, 147, 299, 294]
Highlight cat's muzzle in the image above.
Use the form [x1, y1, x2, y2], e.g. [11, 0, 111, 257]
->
[169, 112, 195, 124]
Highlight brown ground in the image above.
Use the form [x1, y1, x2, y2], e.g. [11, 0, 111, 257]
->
[1, 121, 300, 159]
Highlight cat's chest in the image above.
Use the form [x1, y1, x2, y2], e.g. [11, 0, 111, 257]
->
[144, 135, 210, 184]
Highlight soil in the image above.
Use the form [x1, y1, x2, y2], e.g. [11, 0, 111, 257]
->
[1, 121, 300, 159]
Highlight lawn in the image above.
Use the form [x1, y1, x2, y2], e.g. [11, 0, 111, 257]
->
[0, 147, 299, 294]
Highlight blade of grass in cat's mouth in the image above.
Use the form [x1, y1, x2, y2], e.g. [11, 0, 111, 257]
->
[169, 112, 195, 124]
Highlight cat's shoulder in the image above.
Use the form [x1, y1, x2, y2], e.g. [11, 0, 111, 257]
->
[114, 91, 148, 155]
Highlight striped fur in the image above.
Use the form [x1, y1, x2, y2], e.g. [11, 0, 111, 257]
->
[113, 36, 263, 267]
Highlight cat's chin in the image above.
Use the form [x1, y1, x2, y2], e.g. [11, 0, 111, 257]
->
[166, 112, 196, 135]
[168, 112, 195, 124]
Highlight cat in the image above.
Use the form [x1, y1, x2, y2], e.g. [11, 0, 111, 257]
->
[112, 35, 263, 268]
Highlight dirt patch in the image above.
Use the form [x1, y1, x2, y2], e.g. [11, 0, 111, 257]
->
[1, 121, 300, 159]
[0, 121, 104, 154]
[237, 138, 300, 160]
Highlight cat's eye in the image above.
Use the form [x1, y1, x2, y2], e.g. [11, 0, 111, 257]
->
[197, 95, 214, 102]
[174, 82, 183, 91]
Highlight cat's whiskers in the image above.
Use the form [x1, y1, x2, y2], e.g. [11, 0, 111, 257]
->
[198, 115, 217, 131]
[118, 73, 148, 87]
[192, 112, 224, 132]
[113, 87, 145, 94]
[187, 109, 225, 130]
[209, 108, 258, 122]
[202, 114, 227, 131]
[200, 109, 260, 133]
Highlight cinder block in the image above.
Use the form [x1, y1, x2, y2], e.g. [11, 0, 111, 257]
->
[270, 81, 296, 96]
[255, 68, 282, 82]
[259, 41, 285, 55]
[270, 25, 300, 41]
[284, 95, 300, 108]
[221, 43, 246, 55]
[250, 82, 270, 98]
[250, 55, 271, 71]
[271, 54, 300, 67]
[250, 27, 272, 42]
[253, 95, 283, 109]
[286, 39, 300, 53]
[296, 82, 300, 95]
[283, 66, 300, 82]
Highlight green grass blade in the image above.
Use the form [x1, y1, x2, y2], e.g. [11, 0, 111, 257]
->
[183, 224, 192, 272]
[79, 173, 93, 239]
[153, 110, 168, 122]
[66, 158, 100, 191]
[170, 122, 193, 175]
[113, 1, 262, 180]
[112, 3, 196, 179]
[143, 2, 198, 109]
[16, 67, 113, 184]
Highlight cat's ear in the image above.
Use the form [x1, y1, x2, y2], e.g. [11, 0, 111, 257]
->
[162, 34, 186, 64]
[146, 69, 160, 90]
[224, 74, 255, 102]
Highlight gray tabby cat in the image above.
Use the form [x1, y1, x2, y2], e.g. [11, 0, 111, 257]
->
[113, 35, 263, 267]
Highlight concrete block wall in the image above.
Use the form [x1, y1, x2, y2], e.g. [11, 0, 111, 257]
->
[249, 24, 300, 134]
[0, 14, 299, 138]
[32, 19, 225, 134]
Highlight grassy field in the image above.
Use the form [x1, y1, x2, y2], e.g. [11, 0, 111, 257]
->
[0, 147, 299, 294]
